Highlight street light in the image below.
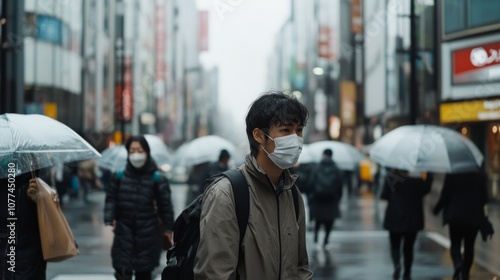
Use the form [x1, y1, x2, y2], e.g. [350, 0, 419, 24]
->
[313, 67, 324, 76]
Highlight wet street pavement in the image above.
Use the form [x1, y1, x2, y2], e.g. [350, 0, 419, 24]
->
[46, 183, 499, 280]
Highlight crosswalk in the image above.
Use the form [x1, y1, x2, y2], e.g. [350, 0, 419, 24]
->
[51, 275, 162, 280]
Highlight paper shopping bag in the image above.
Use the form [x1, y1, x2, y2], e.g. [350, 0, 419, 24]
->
[28, 176, 79, 262]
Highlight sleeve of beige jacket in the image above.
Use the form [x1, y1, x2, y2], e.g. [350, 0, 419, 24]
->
[194, 180, 240, 280]
[297, 191, 314, 279]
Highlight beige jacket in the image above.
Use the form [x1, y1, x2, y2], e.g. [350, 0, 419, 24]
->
[194, 155, 313, 280]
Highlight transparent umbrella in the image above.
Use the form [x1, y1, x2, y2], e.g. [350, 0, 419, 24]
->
[96, 134, 173, 172]
[175, 135, 243, 167]
[298, 140, 365, 171]
[0, 113, 100, 178]
[369, 125, 484, 173]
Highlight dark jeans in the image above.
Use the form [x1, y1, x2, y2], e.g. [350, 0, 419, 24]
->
[114, 270, 152, 280]
[389, 231, 418, 279]
[314, 219, 334, 245]
[449, 223, 478, 279]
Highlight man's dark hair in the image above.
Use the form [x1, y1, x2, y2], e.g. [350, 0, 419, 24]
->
[218, 149, 230, 161]
[323, 148, 333, 157]
[245, 91, 309, 157]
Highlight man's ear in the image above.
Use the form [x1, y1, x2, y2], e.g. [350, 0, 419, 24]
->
[252, 128, 265, 144]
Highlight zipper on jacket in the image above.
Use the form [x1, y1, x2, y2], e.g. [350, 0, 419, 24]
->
[267, 177, 284, 280]
[276, 193, 282, 279]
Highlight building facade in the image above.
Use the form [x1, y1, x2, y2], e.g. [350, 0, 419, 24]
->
[438, 0, 500, 201]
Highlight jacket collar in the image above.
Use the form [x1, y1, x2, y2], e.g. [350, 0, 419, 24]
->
[243, 154, 298, 193]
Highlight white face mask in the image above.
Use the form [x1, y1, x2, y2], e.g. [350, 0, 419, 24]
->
[262, 133, 303, 169]
[129, 153, 147, 169]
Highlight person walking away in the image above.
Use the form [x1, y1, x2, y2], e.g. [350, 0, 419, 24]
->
[381, 169, 432, 280]
[205, 149, 231, 179]
[104, 135, 175, 280]
[77, 159, 97, 203]
[433, 170, 489, 280]
[308, 148, 343, 247]
[194, 91, 313, 279]
[1, 171, 47, 279]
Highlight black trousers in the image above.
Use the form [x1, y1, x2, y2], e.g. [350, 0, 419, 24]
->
[314, 219, 334, 245]
[389, 231, 418, 278]
[114, 269, 152, 280]
[448, 223, 478, 279]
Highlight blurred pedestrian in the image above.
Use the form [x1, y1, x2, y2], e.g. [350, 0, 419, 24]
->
[194, 91, 313, 279]
[308, 148, 343, 247]
[104, 135, 175, 280]
[205, 149, 231, 179]
[433, 171, 489, 280]
[187, 161, 210, 202]
[1, 171, 47, 279]
[380, 169, 432, 280]
[51, 162, 70, 208]
[77, 159, 97, 204]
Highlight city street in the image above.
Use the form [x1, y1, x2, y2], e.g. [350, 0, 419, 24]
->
[46, 184, 499, 280]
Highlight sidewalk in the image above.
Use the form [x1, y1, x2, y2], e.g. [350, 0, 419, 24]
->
[306, 189, 500, 280]
[423, 173, 500, 277]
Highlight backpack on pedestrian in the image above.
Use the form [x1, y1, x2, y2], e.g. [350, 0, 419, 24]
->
[161, 169, 299, 280]
[312, 163, 342, 202]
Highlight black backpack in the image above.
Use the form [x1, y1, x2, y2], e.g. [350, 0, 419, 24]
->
[161, 169, 299, 280]
[313, 163, 342, 201]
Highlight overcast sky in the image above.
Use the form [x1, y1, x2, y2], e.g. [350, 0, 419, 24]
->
[196, 0, 291, 143]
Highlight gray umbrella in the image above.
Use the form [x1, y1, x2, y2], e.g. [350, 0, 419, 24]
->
[369, 125, 483, 173]
[0, 113, 100, 178]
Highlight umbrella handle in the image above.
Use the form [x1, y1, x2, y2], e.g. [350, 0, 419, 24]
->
[30, 161, 36, 179]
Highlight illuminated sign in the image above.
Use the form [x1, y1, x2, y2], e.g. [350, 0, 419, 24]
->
[440, 98, 500, 123]
[452, 41, 500, 84]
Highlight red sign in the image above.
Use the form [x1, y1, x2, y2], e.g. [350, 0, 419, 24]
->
[351, 0, 363, 34]
[452, 41, 500, 84]
[198, 11, 209, 52]
[155, 3, 166, 81]
[318, 26, 334, 60]
[115, 58, 133, 122]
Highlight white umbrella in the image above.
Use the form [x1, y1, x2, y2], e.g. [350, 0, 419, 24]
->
[369, 125, 483, 173]
[0, 113, 100, 178]
[175, 135, 243, 167]
[299, 140, 365, 171]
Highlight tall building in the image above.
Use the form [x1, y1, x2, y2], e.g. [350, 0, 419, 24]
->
[438, 0, 500, 202]
[0, 0, 85, 130]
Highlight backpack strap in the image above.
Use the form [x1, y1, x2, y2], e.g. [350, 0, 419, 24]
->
[153, 170, 161, 196]
[116, 170, 124, 180]
[222, 169, 249, 245]
[114, 170, 161, 194]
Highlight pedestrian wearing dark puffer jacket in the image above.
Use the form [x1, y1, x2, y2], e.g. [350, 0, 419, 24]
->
[104, 135, 175, 280]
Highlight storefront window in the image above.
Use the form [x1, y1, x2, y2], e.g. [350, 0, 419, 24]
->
[469, 0, 500, 28]
[444, 0, 466, 34]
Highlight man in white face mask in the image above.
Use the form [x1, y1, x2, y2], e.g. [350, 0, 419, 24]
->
[195, 91, 313, 279]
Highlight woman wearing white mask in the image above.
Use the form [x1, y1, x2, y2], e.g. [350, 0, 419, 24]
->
[104, 135, 174, 280]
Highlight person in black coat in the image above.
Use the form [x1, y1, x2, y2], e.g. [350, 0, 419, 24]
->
[104, 135, 175, 280]
[0, 171, 47, 280]
[308, 149, 343, 247]
[381, 169, 432, 280]
[433, 171, 488, 280]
